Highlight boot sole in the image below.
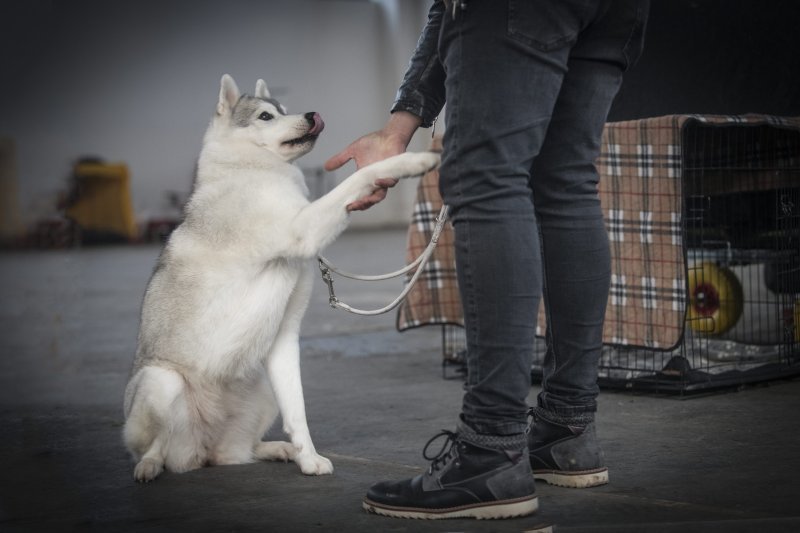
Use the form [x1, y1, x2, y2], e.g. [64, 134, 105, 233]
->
[362, 494, 539, 520]
[534, 467, 608, 488]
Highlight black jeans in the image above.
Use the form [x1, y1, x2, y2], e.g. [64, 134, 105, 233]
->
[438, 0, 649, 434]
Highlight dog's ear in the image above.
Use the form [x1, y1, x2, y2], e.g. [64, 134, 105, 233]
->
[257, 79, 288, 113]
[217, 74, 240, 116]
[255, 79, 271, 99]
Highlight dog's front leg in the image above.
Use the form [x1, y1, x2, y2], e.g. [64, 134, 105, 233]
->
[266, 333, 333, 475]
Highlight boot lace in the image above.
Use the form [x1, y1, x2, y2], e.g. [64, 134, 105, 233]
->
[422, 430, 461, 474]
[526, 407, 536, 434]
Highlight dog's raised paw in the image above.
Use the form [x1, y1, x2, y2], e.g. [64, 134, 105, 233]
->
[420, 151, 441, 172]
[133, 458, 164, 483]
[404, 152, 440, 177]
[296, 453, 334, 476]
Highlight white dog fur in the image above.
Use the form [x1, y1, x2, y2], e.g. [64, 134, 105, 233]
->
[122, 74, 439, 482]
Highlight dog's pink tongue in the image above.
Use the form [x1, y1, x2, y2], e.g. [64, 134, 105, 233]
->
[309, 112, 325, 136]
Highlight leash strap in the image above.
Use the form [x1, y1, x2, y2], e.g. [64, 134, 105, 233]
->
[317, 205, 450, 316]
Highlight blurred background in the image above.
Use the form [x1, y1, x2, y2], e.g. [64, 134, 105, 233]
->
[0, 0, 799, 246]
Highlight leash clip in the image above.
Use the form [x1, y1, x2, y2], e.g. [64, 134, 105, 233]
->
[318, 261, 340, 309]
[317, 205, 450, 316]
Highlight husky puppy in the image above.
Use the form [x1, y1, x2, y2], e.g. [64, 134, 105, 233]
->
[123, 74, 439, 482]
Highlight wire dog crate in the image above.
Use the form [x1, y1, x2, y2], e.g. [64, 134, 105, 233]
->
[399, 115, 800, 394]
[593, 117, 800, 393]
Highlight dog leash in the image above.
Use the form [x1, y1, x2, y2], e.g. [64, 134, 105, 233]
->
[317, 205, 450, 316]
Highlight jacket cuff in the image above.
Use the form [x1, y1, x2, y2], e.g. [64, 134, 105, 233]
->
[390, 101, 436, 129]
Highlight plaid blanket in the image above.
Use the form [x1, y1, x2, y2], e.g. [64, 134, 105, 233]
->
[397, 114, 800, 350]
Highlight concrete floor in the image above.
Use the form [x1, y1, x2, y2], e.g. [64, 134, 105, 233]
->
[1, 228, 799, 532]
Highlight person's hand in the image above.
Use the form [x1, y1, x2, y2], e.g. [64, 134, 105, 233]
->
[324, 111, 421, 211]
[324, 131, 404, 211]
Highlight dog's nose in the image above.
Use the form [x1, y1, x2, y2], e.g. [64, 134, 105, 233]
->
[305, 112, 325, 136]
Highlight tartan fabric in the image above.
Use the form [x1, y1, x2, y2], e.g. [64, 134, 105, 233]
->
[595, 115, 686, 348]
[396, 136, 464, 330]
[397, 115, 800, 349]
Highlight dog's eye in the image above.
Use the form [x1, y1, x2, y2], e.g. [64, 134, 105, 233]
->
[258, 111, 274, 121]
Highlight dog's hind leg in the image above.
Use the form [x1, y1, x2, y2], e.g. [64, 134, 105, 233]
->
[253, 441, 296, 462]
[123, 366, 192, 482]
[249, 376, 297, 463]
[211, 371, 289, 466]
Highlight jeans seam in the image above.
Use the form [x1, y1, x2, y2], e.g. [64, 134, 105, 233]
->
[540, 232, 558, 407]
[620, 4, 645, 70]
[451, 14, 481, 388]
[443, 9, 479, 388]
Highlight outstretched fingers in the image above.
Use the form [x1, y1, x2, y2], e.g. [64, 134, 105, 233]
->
[324, 147, 353, 172]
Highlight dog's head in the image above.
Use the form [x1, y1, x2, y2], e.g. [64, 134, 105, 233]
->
[212, 74, 324, 162]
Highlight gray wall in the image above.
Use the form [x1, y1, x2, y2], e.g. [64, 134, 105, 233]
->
[0, 0, 431, 230]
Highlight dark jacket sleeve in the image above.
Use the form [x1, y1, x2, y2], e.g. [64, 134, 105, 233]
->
[390, 1, 446, 128]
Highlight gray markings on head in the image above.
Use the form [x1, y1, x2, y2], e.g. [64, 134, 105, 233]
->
[231, 96, 260, 127]
[231, 95, 287, 127]
[262, 97, 287, 115]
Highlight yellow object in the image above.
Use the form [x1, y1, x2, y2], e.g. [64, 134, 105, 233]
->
[65, 162, 138, 240]
[686, 262, 744, 335]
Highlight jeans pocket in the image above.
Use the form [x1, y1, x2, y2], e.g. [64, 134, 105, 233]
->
[507, 0, 593, 51]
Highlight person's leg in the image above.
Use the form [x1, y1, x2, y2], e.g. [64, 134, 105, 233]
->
[363, 0, 600, 520]
[439, 0, 597, 439]
[527, 0, 650, 487]
[532, 62, 622, 423]
[524, 56, 621, 488]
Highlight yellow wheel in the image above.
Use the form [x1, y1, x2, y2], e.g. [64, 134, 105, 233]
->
[686, 262, 744, 335]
